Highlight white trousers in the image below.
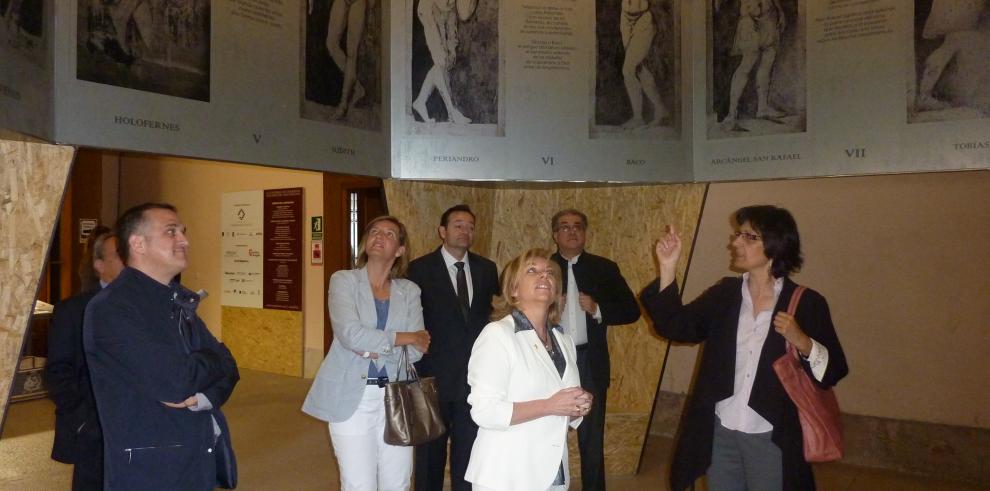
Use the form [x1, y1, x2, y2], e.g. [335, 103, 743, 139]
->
[329, 385, 413, 491]
[473, 484, 568, 491]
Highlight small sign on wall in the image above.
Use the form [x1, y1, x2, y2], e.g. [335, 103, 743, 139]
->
[311, 216, 324, 240]
[311, 240, 323, 265]
[79, 219, 98, 244]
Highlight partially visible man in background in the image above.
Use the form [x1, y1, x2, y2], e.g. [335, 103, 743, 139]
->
[47, 226, 124, 490]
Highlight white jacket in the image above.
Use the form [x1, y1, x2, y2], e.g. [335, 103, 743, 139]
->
[465, 313, 583, 491]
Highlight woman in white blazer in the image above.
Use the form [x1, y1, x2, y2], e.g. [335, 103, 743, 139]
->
[466, 248, 593, 491]
[302, 216, 431, 491]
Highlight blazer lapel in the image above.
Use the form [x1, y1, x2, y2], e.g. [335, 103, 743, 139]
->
[383, 281, 401, 333]
[552, 328, 576, 382]
[750, 278, 796, 419]
[526, 330, 564, 383]
[355, 267, 376, 328]
[759, 278, 795, 364]
[711, 281, 743, 399]
[511, 312, 564, 384]
[468, 252, 484, 312]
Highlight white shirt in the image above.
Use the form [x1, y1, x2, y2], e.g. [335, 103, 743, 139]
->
[559, 253, 602, 347]
[715, 274, 829, 434]
[441, 245, 473, 305]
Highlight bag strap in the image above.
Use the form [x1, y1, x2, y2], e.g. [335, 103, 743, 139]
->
[787, 285, 806, 316]
[396, 346, 420, 382]
[785, 285, 807, 358]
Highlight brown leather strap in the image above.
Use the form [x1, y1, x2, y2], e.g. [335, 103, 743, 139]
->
[788, 285, 806, 316]
[785, 286, 807, 357]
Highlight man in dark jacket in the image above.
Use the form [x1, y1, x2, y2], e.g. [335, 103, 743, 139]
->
[84, 203, 239, 490]
[550, 209, 641, 490]
[409, 204, 500, 491]
[46, 227, 123, 490]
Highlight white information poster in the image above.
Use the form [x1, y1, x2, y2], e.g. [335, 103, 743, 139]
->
[221, 190, 264, 309]
[8, 0, 987, 182]
[52, 0, 389, 177]
[0, 0, 52, 140]
[390, 0, 693, 183]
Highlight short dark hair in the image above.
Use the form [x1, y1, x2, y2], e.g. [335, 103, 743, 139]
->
[551, 209, 588, 232]
[734, 205, 803, 278]
[114, 203, 177, 264]
[79, 225, 111, 290]
[440, 204, 475, 227]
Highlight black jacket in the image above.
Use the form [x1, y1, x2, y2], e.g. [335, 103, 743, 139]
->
[641, 276, 848, 491]
[83, 267, 239, 491]
[408, 248, 499, 402]
[551, 251, 640, 390]
[46, 288, 101, 465]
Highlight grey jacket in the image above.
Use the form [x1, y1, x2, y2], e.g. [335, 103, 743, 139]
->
[302, 267, 425, 422]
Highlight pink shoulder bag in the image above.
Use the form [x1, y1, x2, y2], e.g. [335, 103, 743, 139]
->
[772, 286, 844, 462]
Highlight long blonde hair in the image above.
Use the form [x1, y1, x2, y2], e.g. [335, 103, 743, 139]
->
[492, 248, 563, 325]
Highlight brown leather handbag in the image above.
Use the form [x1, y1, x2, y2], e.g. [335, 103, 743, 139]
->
[383, 347, 446, 446]
[772, 286, 844, 462]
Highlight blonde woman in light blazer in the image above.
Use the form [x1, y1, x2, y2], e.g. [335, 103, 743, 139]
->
[303, 216, 431, 491]
[466, 248, 593, 491]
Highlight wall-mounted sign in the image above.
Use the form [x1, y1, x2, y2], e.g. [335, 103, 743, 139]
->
[78, 219, 98, 244]
[311, 216, 324, 240]
[221, 191, 264, 308]
[311, 240, 323, 265]
[264, 188, 303, 311]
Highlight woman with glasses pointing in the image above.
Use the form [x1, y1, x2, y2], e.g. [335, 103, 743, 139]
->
[641, 205, 848, 490]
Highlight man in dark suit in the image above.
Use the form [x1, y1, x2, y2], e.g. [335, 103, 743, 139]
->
[46, 227, 123, 490]
[550, 208, 640, 491]
[409, 204, 499, 491]
[83, 203, 239, 490]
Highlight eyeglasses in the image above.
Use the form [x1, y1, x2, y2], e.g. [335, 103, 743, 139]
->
[731, 231, 762, 242]
[556, 224, 585, 233]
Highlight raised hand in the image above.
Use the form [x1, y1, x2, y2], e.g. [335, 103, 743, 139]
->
[655, 224, 682, 267]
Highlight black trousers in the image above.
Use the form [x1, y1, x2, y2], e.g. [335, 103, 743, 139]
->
[576, 348, 608, 491]
[414, 399, 477, 491]
[71, 424, 103, 491]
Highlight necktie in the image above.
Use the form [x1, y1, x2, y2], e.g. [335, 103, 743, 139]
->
[566, 259, 588, 345]
[455, 261, 470, 320]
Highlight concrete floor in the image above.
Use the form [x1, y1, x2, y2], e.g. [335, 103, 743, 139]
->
[2, 368, 987, 490]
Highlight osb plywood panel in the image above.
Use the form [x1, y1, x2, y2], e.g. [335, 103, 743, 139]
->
[566, 412, 653, 480]
[0, 129, 45, 143]
[383, 180, 497, 260]
[0, 140, 74, 419]
[222, 306, 303, 377]
[386, 179, 706, 476]
[487, 183, 705, 476]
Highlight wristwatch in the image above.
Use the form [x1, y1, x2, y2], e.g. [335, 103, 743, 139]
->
[361, 351, 371, 359]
